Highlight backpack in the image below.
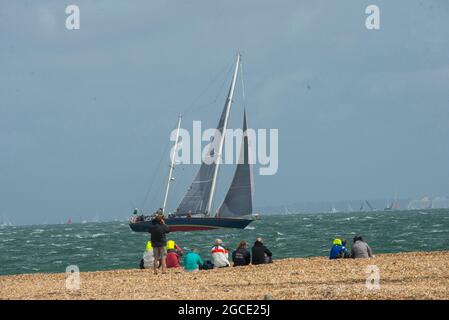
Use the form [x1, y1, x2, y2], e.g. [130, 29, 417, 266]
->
[200, 260, 215, 270]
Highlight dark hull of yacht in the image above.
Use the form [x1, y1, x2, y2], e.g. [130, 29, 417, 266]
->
[129, 217, 253, 232]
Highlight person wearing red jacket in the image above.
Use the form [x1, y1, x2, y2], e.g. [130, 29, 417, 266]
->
[166, 240, 184, 268]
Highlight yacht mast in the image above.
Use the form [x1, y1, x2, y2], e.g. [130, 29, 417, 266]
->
[162, 114, 182, 216]
[206, 53, 241, 216]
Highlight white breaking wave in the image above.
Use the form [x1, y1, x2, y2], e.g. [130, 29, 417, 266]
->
[91, 233, 106, 238]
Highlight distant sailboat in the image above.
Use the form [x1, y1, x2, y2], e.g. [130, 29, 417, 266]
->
[66, 218, 72, 225]
[384, 193, 400, 211]
[329, 205, 339, 214]
[365, 200, 375, 211]
[0, 215, 13, 227]
[359, 201, 374, 212]
[130, 54, 253, 232]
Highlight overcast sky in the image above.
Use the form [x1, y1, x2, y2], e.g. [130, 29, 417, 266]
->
[1, 0, 449, 224]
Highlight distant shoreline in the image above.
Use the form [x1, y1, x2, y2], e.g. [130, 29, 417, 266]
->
[1, 251, 448, 300]
[3, 207, 449, 226]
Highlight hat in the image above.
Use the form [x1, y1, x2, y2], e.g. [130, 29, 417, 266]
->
[333, 238, 342, 246]
[167, 240, 175, 250]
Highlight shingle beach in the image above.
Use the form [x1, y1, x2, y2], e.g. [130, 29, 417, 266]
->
[1, 251, 448, 300]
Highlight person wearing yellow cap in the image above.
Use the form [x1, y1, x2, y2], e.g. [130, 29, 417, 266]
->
[139, 241, 155, 269]
[329, 238, 348, 259]
[165, 240, 184, 268]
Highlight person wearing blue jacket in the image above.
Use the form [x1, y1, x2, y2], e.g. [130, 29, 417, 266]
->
[184, 248, 204, 272]
[329, 238, 349, 259]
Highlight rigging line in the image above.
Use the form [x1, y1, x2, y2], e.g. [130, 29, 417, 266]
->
[181, 58, 234, 117]
[240, 58, 247, 110]
[182, 63, 234, 119]
[145, 142, 171, 212]
[140, 139, 171, 211]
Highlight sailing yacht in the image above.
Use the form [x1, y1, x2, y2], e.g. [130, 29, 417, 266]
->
[365, 200, 376, 211]
[384, 193, 400, 211]
[360, 200, 375, 212]
[0, 216, 13, 227]
[130, 54, 254, 232]
[329, 205, 339, 214]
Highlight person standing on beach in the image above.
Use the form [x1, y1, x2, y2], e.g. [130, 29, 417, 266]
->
[351, 236, 374, 259]
[148, 215, 170, 274]
[232, 240, 251, 267]
[211, 239, 230, 268]
[251, 238, 273, 265]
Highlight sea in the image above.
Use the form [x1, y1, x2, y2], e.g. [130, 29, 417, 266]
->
[1, 209, 448, 276]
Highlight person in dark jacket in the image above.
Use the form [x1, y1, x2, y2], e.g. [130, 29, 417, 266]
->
[148, 215, 170, 274]
[232, 240, 251, 267]
[251, 238, 272, 265]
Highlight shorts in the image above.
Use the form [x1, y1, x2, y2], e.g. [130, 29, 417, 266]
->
[153, 247, 167, 260]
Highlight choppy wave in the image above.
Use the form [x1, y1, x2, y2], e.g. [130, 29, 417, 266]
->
[1, 209, 448, 276]
[91, 233, 106, 238]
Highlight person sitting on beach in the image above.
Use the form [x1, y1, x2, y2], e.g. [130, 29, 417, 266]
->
[211, 239, 230, 268]
[148, 215, 170, 274]
[140, 240, 154, 269]
[329, 238, 348, 259]
[351, 236, 374, 259]
[251, 237, 273, 265]
[184, 248, 204, 272]
[232, 240, 251, 267]
[166, 240, 184, 268]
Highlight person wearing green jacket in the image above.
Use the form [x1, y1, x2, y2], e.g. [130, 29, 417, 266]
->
[184, 248, 203, 272]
